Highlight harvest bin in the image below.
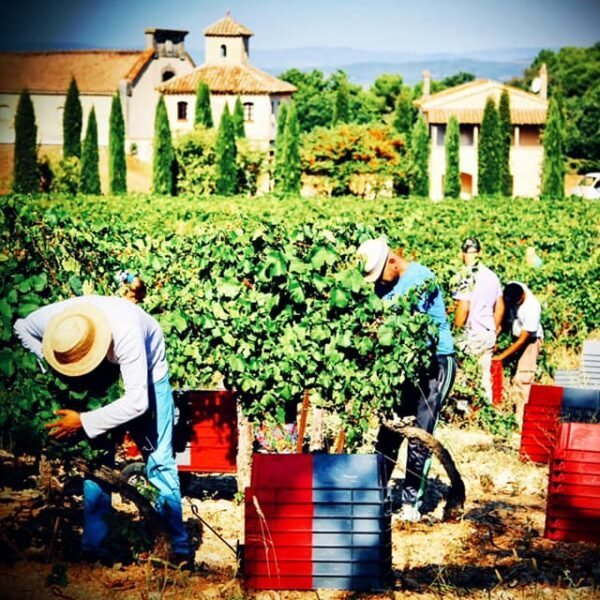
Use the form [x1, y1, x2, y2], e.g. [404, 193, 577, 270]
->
[544, 422, 600, 543]
[519, 385, 600, 464]
[243, 454, 392, 591]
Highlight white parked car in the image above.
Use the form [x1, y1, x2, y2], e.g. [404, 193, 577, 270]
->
[570, 173, 600, 200]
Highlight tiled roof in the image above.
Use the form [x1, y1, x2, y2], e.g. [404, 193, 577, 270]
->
[0, 49, 155, 94]
[427, 108, 547, 125]
[158, 63, 296, 95]
[204, 14, 253, 37]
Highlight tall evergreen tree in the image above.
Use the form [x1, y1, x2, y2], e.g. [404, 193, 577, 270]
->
[444, 115, 461, 198]
[194, 81, 213, 127]
[332, 80, 350, 125]
[79, 107, 101, 194]
[478, 97, 501, 195]
[273, 102, 288, 193]
[63, 77, 82, 158]
[109, 93, 127, 194]
[410, 115, 430, 197]
[232, 97, 245, 138]
[541, 96, 565, 199]
[498, 90, 512, 196]
[214, 105, 238, 195]
[283, 102, 301, 194]
[393, 88, 417, 139]
[12, 89, 39, 194]
[152, 95, 174, 195]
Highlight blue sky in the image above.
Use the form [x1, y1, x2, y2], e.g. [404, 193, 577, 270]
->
[1, 0, 599, 56]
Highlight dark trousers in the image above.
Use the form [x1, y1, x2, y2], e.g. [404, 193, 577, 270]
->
[375, 354, 457, 506]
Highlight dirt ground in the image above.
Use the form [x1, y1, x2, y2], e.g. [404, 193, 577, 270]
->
[0, 423, 599, 599]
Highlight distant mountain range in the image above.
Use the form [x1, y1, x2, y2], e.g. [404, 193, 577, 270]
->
[1, 41, 548, 86]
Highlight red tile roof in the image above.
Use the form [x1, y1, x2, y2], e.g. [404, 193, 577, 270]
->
[204, 14, 253, 37]
[0, 49, 155, 95]
[158, 63, 296, 95]
[426, 108, 547, 125]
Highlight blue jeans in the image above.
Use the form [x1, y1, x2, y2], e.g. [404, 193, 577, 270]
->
[82, 374, 190, 556]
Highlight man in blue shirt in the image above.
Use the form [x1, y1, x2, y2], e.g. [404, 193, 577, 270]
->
[357, 235, 456, 522]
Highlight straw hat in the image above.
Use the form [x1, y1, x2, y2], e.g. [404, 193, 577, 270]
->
[357, 235, 389, 282]
[42, 303, 112, 377]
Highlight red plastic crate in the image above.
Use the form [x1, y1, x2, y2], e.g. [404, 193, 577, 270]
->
[177, 390, 237, 473]
[555, 422, 600, 453]
[519, 387, 563, 464]
[245, 575, 313, 590]
[251, 454, 313, 489]
[551, 458, 600, 475]
[491, 360, 504, 406]
[550, 471, 600, 486]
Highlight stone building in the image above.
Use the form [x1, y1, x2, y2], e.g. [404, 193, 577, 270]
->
[415, 65, 549, 199]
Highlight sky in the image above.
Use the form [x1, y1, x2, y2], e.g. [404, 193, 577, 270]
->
[0, 0, 599, 57]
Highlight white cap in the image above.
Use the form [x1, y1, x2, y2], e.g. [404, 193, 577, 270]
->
[357, 236, 389, 282]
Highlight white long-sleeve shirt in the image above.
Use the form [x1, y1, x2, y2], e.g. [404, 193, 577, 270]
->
[14, 295, 169, 439]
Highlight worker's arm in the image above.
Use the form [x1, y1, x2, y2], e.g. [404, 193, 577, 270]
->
[493, 329, 532, 362]
[454, 299, 470, 329]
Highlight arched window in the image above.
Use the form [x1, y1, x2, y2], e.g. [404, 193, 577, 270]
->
[243, 102, 254, 122]
[177, 101, 188, 121]
[220, 44, 227, 58]
[162, 69, 175, 82]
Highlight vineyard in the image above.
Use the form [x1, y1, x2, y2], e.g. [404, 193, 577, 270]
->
[1, 193, 599, 598]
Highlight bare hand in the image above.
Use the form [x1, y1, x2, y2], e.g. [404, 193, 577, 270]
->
[45, 409, 83, 439]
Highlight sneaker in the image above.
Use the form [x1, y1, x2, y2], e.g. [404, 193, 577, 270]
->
[398, 503, 421, 523]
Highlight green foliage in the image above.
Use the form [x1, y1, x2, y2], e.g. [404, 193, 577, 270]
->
[63, 77, 82, 159]
[236, 139, 265, 196]
[232, 96, 245, 138]
[273, 102, 288, 193]
[478, 97, 501, 196]
[332, 79, 350, 126]
[194, 81, 213, 128]
[410, 115, 430, 197]
[370, 74, 404, 114]
[444, 116, 461, 198]
[109, 94, 127, 195]
[173, 126, 217, 195]
[301, 122, 407, 196]
[542, 96, 565, 199]
[152, 95, 174, 195]
[215, 105, 238, 196]
[393, 88, 417, 138]
[51, 157, 81, 195]
[498, 90, 512, 196]
[282, 103, 301, 194]
[1, 194, 599, 456]
[79, 107, 101, 195]
[12, 89, 38, 194]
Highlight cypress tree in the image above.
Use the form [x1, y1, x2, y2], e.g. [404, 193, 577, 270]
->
[332, 80, 350, 126]
[12, 89, 39, 194]
[152, 95, 174, 195]
[273, 102, 288, 193]
[214, 105, 238, 195]
[410, 115, 430, 197]
[109, 93, 127, 194]
[541, 96, 565, 199]
[498, 90, 512, 196]
[478, 97, 501, 195]
[444, 115, 461, 198]
[283, 102, 301, 194]
[63, 77, 82, 158]
[393, 89, 417, 139]
[194, 81, 213, 127]
[79, 107, 101, 194]
[232, 97, 245, 138]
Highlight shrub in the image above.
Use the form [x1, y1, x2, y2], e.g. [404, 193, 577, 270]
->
[444, 116, 461, 198]
[478, 97, 501, 195]
[215, 105, 238, 196]
[194, 81, 213, 128]
[109, 94, 127, 194]
[410, 115, 429, 197]
[63, 77, 82, 159]
[152, 95, 175, 195]
[79, 107, 101, 195]
[173, 126, 218, 195]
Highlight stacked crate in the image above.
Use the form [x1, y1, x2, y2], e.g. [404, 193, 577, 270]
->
[519, 385, 563, 464]
[544, 422, 600, 543]
[244, 454, 392, 591]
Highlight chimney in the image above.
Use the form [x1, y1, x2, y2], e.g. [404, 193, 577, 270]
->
[423, 70, 431, 98]
[539, 63, 548, 100]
